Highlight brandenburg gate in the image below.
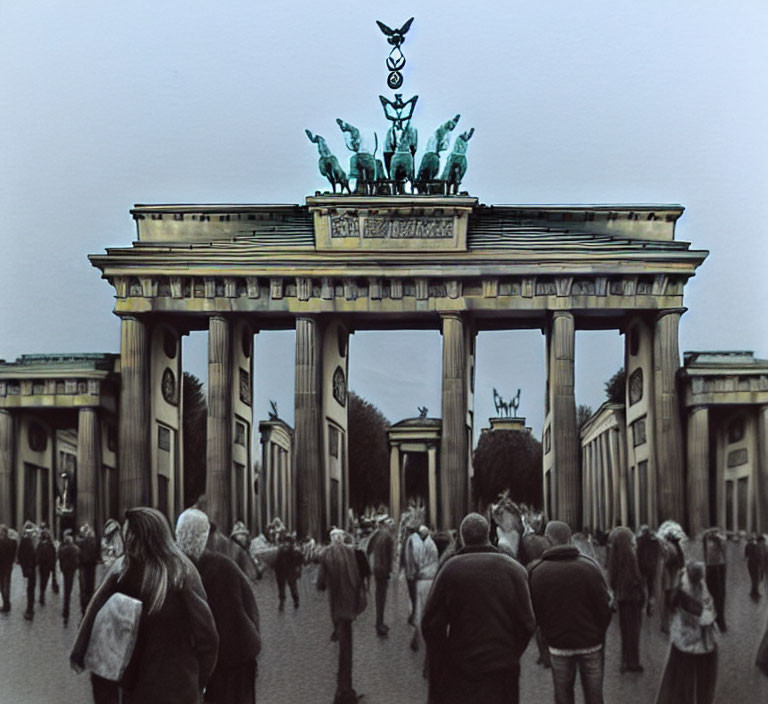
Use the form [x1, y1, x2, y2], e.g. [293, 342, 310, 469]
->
[88, 196, 707, 538]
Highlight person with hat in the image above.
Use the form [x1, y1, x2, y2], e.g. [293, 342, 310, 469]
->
[366, 515, 395, 637]
[275, 531, 303, 611]
[18, 521, 38, 620]
[58, 528, 79, 626]
[76, 522, 99, 615]
[0, 524, 18, 613]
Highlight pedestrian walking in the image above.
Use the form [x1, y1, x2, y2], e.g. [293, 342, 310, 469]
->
[654, 560, 719, 704]
[70, 506, 219, 704]
[608, 526, 645, 673]
[402, 522, 419, 625]
[409, 525, 439, 652]
[636, 525, 662, 616]
[316, 528, 367, 704]
[660, 531, 685, 633]
[177, 508, 261, 704]
[36, 526, 57, 606]
[366, 515, 395, 637]
[0, 524, 18, 613]
[100, 518, 124, 568]
[702, 527, 727, 631]
[421, 512, 535, 704]
[746, 534, 763, 599]
[58, 528, 79, 626]
[18, 521, 38, 620]
[41, 522, 60, 594]
[274, 531, 303, 610]
[76, 523, 99, 615]
[528, 520, 612, 704]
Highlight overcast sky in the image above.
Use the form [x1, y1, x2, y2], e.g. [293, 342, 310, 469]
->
[1, 1, 766, 439]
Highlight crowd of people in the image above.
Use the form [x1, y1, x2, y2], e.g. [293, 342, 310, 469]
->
[2, 507, 768, 703]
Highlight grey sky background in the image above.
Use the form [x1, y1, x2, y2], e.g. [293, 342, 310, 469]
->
[1, 1, 766, 439]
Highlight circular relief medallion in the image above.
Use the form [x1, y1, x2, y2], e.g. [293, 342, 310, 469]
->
[629, 368, 643, 405]
[163, 331, 177, 359]
[332, 366, 347, 407]
[161, 367, 177, 405]
[387, 71, 403, 89]
[28, 422, 47, 452]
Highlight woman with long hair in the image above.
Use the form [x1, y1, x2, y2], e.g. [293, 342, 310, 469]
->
[608, 526, 645, 673]
[70, 507, 219, 704]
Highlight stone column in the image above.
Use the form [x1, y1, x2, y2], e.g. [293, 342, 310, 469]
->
[440, 313, 469, 531]
[613, 428, 628, 526]
[686, 406, 710, 536]
[119, 316, 150, 516]
[548, 312, 580, 528]
[757, 406, 768, 533]
[0, 410, 14, 525]
[654, 309, 686, 523]
[77, 408, 101, 532]
[294, 317, 323, 540]
[389, 445, 400, 525]
[427, 445, 438, 528]
[206, 316, 233, 531]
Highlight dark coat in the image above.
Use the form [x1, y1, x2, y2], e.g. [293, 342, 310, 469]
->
[71, 558, 219, 704]
[36, 539, 56, 571]
[17, 536, 36, 577]
[77, 536, 99, 567]
[422, 545, 536, 679]
[528, 544, 612, 650]
[366, 529, 394, 578]
[0, 535, 17, 571]
[274, 544, 303, 581]
[196, 550, 260, 667]
[58, 543, 80, 576]
[636, 533, 662, 577]
[317, 542, 366, 623]
[207, 526, 261, 583]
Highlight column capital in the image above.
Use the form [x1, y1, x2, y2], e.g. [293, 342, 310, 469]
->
[688, 404, 710, 415]
[551, 310, 575, 320]
[655, 307, 687, 322]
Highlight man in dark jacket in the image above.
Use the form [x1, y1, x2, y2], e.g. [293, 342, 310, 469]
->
[0, 524, 18, 613]
[36, 527, 56, 605]
[421, 513, 536, 704]
[366, 515, 394, 636]
[18, 521, 38, 620]
[274, 532, 303, 610]
[177, 508, 261, 704]
[76, 523, 99, 615]
[58, 529, 79, 625]
[528, 521, 612, 704]
[636, 524, 662, 616]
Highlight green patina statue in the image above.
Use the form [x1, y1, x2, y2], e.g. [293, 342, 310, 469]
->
[336, 119, 382, 195]
[441, 127, 474, 195]
[305, 129, 349, 194]
[416, 114, 460, 192]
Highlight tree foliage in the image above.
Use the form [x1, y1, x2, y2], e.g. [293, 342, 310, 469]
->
[348, 391, 390, 513]
[472, 429, 543, 511]
[577, 404, 594, 429]
[604, 367, 625, 404]
[183, 372, 207, 507]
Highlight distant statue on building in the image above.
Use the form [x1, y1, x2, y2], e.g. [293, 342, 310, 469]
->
[416, 114, 460, 191]
[442, 127, 474, 194]
[337, 119, 380, 194]
[268, 400, 279, 421]
[305, 130, 349, 193]
[417, 406, 428, 419]
[493, 387, 521, 418]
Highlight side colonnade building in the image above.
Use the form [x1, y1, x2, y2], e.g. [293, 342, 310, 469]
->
[81, 195, 705, 539]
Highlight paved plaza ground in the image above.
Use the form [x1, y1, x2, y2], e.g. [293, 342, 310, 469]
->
[1, 540, 767, 703]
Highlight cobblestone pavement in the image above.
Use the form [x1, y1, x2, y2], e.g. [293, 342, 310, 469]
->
[1, 540, 767, 703]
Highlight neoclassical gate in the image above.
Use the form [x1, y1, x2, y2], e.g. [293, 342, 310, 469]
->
[88, 195, 707, 538]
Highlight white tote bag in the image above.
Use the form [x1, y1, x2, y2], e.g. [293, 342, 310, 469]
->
[84, 592, 143, 682]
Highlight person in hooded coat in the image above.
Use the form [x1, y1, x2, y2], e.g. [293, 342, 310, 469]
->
[36, 527, 57, 606]
[0, 524, 18, 613]
[636, 525, 662, 616]
[77, 523, 100, 615]
[58, 528, 79, 626]
[17, 521, 38, 620]
[317, 529, 367, 704]
[70, 507, 219, 704]
[177, 508, 261, 704]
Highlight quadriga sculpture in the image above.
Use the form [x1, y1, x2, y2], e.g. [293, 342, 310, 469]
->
[305, 129, 349, 194]
[416, 114, 460, 192]
[387, 122, 418, 194]
[441, 127, 474, 195]
[336, 119, 379, 195]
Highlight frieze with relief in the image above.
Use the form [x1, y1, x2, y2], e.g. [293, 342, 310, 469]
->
[362, 216, 453, 239]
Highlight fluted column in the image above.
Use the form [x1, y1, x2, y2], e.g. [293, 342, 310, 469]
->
[0, 410, 14, 525]
[548, 312, 580, 528]
[440, 313, 469, 530]
[389, 445, 400, 525]
[294, 317, 323, 539]
[119, 316, 150, 516]
[77, 408, 101, 533]
[757, 406, 768, 533]
[427, 445, 438, 529]
[654, 309, 686, 523]
[206, 316, 233, 531]
[686, 405, 710, 536]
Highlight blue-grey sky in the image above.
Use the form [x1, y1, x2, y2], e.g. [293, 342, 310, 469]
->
[1, 2, 766, 438]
